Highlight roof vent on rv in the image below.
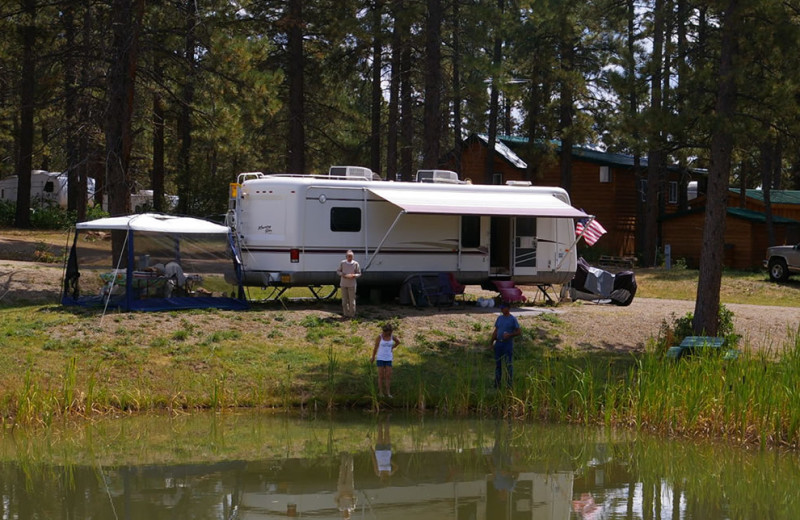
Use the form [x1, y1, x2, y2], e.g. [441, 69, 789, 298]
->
[328, 166, 378, 180]
[416, 169, 462, 184]
[505, 180, 532, 187]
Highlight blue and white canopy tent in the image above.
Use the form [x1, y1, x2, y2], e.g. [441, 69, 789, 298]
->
[62, 214, 248, 312]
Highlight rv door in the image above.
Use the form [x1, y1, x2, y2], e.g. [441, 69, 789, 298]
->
[512, 217, 537, 276]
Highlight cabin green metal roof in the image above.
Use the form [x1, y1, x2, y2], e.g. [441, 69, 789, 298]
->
[497, 134, 647, 168]
[727, 207, 800, 224]
[663, 206, 800, 224]
[463, 133, 699, 173]
[729, 188, 800, 205]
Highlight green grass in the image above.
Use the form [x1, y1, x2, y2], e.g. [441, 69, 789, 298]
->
[635, 267, 800, 307]
[3, 269, 800, 449]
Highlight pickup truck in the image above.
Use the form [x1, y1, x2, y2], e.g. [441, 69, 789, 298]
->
[764, 243, 800, 282]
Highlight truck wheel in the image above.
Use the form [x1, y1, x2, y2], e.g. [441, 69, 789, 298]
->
[768, 258, 789, 282]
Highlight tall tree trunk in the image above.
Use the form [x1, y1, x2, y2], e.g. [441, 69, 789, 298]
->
[422, 0, 442, 169]
[63, 2, 82, 217]
[485, 0, 504, 185]
[105, 0, 142, 266]
[287, 0, 306, 174]
[693, 0, 741, 336]
[772, 140, 782, 189]
[399, 19, 413, 181]
[152, 59, 165, 213]
[105, 0, 142, 219]
[627, 0, 646, 253]
[40, 124, 49, 171]
[15, 0, 36, 228]
[738, 159, 747, 207]
[370, 1, 383, 176]
[451, 0, 462, 174]
[177, 0, 197, 214]
[558, 15, 574, 192]
[524, 78, 542, 181]
[644, 0, 665, 267]
[386, 0, 402, 180]
[760, 139, 774, 246]
[79, 3, 94, 209]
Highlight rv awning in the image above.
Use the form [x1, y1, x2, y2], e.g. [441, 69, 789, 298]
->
[368, 187, 588, 218]
[76, 214, 229, 234]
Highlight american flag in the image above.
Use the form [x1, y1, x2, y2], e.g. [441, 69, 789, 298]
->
[575, 217, 607, 246]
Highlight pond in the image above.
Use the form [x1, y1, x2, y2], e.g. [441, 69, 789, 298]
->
[0, 411, 798, 519]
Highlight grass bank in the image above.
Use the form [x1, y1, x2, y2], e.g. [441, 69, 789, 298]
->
[2, 295, 800, 449]
[634, 267, 800, 306]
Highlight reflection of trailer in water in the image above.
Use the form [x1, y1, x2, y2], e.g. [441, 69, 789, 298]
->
[238, 471, 574, 519]
[228, 167, 588, 300]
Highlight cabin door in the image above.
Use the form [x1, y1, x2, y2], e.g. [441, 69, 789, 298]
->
[512, 217, 537, 276]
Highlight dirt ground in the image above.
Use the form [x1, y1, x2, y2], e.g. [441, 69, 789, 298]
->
[2, 244, 799, 353]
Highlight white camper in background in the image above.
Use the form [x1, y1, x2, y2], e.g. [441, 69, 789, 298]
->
[227, 167, 587, 296]
[0, 170, 178, 213]
[129, 189, 179, 212]
[0, 170, 96, 208]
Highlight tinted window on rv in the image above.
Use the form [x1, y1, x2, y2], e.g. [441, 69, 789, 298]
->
[330, 207, 361, 232]
[461, 216, 480, 248]
[44, 181, 54, 193]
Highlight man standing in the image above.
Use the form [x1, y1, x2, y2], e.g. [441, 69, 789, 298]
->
[489, 302, 521, 388]
[337, 250, 361, 318]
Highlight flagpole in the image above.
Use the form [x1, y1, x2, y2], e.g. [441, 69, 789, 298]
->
[555, 215, 596, 271]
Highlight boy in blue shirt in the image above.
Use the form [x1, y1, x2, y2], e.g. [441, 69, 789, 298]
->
[489, 302, 521, 388]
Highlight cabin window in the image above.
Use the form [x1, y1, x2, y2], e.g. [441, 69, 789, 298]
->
[330, 207, 361, 232]
[599, 166, 611, 183]
[492, 173, 503, 185]
[44, 181, 54, 193]
[461, 216, 481, 248]
[668, 181, 678, 203]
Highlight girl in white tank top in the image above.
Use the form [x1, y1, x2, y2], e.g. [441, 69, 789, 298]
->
[371, 324, 401, 398]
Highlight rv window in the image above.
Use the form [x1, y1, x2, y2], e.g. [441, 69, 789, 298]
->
[516, 217, 536, 236]
[44, 181, 54, 193]
[330, 207, 361, 232]
[461, 216, 480, 248]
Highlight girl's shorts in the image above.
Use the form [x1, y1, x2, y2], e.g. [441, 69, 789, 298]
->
[376, 360, 392, 367]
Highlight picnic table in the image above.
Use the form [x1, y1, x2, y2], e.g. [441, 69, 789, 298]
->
[666, 336, 739, 360]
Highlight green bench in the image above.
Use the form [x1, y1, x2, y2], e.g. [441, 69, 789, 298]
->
[666, 336, 726, 360]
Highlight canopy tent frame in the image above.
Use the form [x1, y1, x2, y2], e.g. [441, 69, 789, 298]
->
[62, 214, 248, 312]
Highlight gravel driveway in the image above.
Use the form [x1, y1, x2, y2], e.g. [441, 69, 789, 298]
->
[2, 258, 799, 354]
[552, 297, 800, 354]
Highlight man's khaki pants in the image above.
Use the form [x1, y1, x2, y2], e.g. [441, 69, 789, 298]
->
[341, 286, 356, 317]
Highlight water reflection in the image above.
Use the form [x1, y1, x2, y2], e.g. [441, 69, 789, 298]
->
[335, 452, 356, 518]
[0, 412, 798, 519]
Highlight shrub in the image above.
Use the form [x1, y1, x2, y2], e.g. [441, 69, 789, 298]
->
[656, 303, 741, 354]
[0, 200, 14, 225]
[30, 204, 72, 230]
[86, 205, 109, 220]
[0, 202, 108, 229]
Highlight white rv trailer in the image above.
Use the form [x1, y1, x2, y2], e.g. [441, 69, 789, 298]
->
[0, 170, 96, 208]
[0, 170, 180, 212]
[227, 168, 588, 294]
